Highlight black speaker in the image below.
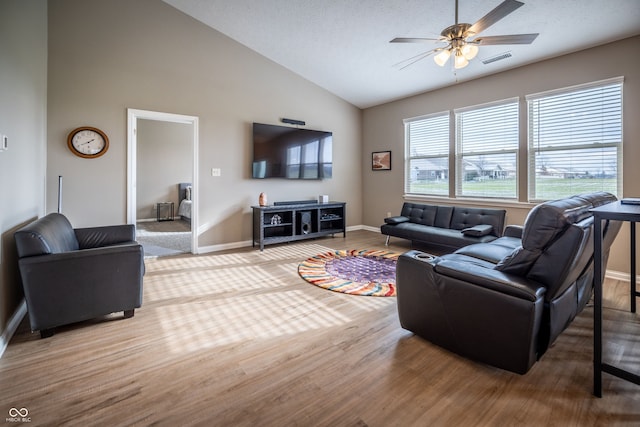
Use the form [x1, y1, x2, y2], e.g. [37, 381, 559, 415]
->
[299, 211, 312, 234]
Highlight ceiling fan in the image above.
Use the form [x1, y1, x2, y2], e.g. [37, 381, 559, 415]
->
[391, 0, 539, 70]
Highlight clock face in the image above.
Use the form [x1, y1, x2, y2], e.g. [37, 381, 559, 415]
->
[67, 127, 109, 158]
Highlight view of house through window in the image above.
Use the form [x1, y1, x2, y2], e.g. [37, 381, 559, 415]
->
[404, 78, 623, 202]
[455, 99, 519, 199]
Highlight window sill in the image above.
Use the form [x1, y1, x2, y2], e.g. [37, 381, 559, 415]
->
[403, 194, 538, 210]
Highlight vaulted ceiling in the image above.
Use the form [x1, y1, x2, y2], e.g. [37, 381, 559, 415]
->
[163, 0, 640, 108]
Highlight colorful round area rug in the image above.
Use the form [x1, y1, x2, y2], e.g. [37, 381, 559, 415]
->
[298, 249, 401, 297]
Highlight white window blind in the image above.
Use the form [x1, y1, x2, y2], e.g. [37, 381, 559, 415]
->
[404, 112, 450, 196]
[527, 78, 623, 201]
[455, 99, 519, 199]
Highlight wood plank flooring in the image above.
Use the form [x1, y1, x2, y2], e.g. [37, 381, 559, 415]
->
[1, 230, 639, 426]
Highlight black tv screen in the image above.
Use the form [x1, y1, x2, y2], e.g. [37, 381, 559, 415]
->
[252, 122, 332, 179]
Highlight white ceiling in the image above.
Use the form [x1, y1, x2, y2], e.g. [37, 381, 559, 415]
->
[163, 0, 640, 109]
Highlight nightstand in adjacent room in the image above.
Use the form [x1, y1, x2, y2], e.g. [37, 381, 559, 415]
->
[156, 202, 174, 222]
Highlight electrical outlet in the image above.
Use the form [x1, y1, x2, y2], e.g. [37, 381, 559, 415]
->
[211, 168, 221, 177]
[386, 212, 392, 218]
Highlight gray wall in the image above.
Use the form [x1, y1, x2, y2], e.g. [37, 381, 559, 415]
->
[0, 1, 48, 339]
[136, 119, 192, 220]
[47, 0, 362, 248]
[362, 35, 640, 274]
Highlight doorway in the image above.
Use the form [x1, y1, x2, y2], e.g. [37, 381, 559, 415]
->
[127, 109, 199, 255]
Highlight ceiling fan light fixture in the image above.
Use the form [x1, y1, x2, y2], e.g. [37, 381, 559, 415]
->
[434, 49, 452, 67]
[461, 43, 479, 60]
[454, 50, 469, 69]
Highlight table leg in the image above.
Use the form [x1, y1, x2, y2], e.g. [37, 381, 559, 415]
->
[593, 216, 603, 397]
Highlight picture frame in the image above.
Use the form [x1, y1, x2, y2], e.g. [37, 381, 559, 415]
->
[372, 151, 391, 171]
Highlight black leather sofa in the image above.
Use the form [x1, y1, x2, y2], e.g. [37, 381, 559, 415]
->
[381, 202, 506, 251]
[14, 213, 145, 338]
[395, 192, 621, 374]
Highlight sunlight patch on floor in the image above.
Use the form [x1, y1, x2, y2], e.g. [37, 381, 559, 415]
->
[144, 243, 336, 274]
[144, 252, 251, 273]
[254, 243, 335, 261]
[145, 265, 292, 301]
[157, 290, 352, 354]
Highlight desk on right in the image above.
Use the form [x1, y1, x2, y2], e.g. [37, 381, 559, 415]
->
[591, 200, 640, 397]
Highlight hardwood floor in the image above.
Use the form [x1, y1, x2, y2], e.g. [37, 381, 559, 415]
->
[1, 230, 639, 426]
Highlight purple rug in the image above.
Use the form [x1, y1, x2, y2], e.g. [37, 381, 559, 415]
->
[297, 249, 401, 296]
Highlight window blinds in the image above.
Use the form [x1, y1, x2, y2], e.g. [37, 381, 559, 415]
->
[527, 77, 622, 200]
[455, 99, 519, 199]
[404, 113, 450, 196]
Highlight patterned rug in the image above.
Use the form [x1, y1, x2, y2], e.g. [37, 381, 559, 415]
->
[298, 249, 401, 297]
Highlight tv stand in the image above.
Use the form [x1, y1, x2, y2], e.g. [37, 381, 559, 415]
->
[252, 202, 346, 251]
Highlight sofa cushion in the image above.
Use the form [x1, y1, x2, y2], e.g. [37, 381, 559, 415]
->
[456, 239, 518, 264]
[400, 203, 438, 226]
[413, 226, 498, 248]
[461, 224, 493, 237]
[434, 206, 454, 228]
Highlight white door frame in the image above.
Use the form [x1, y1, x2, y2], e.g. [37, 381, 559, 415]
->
[127, 108, 199, 254]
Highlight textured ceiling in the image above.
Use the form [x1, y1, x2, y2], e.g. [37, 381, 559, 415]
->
[163, 0, 640, 108]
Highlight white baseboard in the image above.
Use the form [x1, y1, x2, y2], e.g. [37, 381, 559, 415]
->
[605, 269, 639, 283]
[0, 299, 27, 359]
[357, 225, 380, 233]
[197, 240, 253, 254]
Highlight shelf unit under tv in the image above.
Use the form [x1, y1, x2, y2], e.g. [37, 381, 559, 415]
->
[252, 201, 346, 251]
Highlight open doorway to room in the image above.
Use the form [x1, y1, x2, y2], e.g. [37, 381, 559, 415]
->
[127, 109, 198, 257]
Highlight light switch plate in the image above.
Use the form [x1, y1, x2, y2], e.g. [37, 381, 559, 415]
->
[211, 168, 221, 177]
[0, 134, 7, 151]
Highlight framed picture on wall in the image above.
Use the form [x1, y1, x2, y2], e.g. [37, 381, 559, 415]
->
[372, 151, 391, 171]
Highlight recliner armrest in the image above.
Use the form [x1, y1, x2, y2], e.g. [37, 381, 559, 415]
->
[504, 225, 524, 238]
[75, 224, 136, 249]
[435, 259, 546, 302]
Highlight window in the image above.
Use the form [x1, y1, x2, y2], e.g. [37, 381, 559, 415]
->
[455, 99, 519, 199]
[527, 78, 623, 200]
[404, 112, 450, 196]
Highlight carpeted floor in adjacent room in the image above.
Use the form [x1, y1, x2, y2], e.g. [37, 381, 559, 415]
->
[136, 219, 191, 257]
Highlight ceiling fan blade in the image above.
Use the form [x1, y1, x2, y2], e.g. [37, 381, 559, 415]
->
[390, 37, 441, 43]
[393, 49, 439, 70]
[467, 0, 525, 35]
[475, 33, 539, 45]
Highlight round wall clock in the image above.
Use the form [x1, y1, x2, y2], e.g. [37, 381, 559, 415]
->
[67, 126, 109, 158]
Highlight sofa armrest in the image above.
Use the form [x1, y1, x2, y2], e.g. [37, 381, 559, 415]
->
[504, 225, 524, 239]
[75, 224, 136, 249]
[435, 259, 546, 302]
[384, 215, 409, 225]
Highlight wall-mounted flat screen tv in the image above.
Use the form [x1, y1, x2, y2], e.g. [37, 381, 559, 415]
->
[252, 122, 332, 179]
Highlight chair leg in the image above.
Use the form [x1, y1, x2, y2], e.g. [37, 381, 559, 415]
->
[40, 328, 54, 339]
[385, 235, 390, 246]
[124, 309, 135, 319]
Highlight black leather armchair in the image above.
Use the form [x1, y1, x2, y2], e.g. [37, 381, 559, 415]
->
[396, 192, 621, 374]
[15, 213, 145, 338]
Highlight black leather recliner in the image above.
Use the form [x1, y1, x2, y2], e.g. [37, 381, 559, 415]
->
[14, 213, 145, 338]
[396, 192, 621, 374]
